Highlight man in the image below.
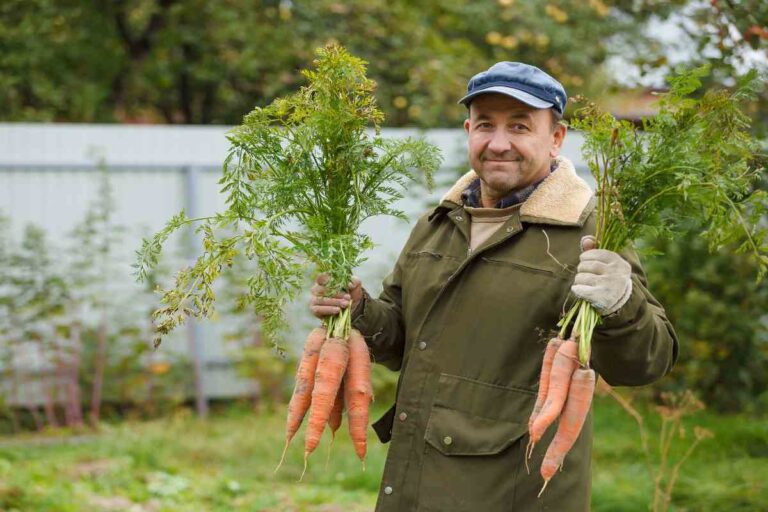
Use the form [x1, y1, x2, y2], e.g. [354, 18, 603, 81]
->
[310, 62, 678, 511]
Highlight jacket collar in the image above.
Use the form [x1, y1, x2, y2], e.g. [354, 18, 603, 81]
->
[431, 156, 594, 227]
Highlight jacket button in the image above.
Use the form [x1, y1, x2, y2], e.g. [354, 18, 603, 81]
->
[506, 226, 514, 232]
[443, 436, 453, 445]
[456, 215, 463, 221]
[384, 486, 393, 495]
[417, 341, 427, 350]
[398, 412, 408, 421]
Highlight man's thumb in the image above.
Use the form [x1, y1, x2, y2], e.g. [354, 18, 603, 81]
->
[348, 276, 363, 302]
[580, 235, 597, 252]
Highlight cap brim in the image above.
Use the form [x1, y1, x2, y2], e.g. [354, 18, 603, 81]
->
[458, 85, 554, 109]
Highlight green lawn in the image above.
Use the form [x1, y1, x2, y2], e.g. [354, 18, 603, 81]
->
[0, 397, 764, 511]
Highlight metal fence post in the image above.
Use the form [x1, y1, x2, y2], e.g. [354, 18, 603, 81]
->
[182, 165, 209, 418]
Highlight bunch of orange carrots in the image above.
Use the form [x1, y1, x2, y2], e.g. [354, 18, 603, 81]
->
[133, 45, 439, 479]
[527, 336, 595, 496]
[276, 326, 373, 478]
[526, 66, 766, 496]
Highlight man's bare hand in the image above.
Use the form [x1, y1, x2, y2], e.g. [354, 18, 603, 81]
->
[309, 273, 363, 319]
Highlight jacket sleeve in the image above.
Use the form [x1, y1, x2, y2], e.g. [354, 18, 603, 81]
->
[590, 247, 679, 386]
[350, 249, 407, 372]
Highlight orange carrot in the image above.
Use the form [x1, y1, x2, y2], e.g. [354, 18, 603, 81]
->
[328, 381, 345, 439]
[529, 338, 566, 429]
[538, 367, 596, 497]
[344, 329, 373, 468]
[275, 326, 326, 473]
[530, 338, 579, 446]
[302, 336, 350, 478]
[325, 380, 345, 468]
[526, 336, 565, 470]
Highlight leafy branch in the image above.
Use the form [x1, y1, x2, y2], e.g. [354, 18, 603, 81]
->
[135, 44, 442, 346]
[560, 65, 767, 364]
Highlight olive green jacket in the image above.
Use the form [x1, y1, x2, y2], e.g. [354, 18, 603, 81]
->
[351, 156, 678, 512]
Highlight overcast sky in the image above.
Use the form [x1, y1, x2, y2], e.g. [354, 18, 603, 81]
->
[606, 7, 767, 88]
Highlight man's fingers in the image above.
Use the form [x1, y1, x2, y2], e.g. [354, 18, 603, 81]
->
[576, 260, 606, 275]
[571, 284, 594, 300]
[310, 295, 349, 307]
[580, 248, 619, 262]
[310, 273, 359, 318]
[310, 305, 342, 318]
[573, 272, 599, 286]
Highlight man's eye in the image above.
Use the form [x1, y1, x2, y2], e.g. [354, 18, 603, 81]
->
[512, 124, 529, 131]
[477, 122, 493, 129]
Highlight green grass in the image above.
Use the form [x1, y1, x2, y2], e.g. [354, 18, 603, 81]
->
[0, 398, 764, 511]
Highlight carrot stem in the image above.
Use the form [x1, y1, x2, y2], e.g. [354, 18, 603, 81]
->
[557, 302, 579, 339]
[326, 301, 352, 340]
[565, 299, 600, 367]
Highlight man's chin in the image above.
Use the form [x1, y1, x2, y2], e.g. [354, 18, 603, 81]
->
[481, 168, 521, 187]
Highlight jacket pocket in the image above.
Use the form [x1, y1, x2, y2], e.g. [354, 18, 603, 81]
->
[480, 255, 572, 280]
[424, 405, 528, 456]
[416, 374, 533, 512]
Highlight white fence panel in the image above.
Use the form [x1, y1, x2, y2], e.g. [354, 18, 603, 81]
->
[0, 123, 590, 404]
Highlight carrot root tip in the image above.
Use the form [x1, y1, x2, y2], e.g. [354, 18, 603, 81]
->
[275, 439, 290, 474]
[299, 452, 309, 482]
[524, 440, 533, 474]
[537, 479, 550, 498]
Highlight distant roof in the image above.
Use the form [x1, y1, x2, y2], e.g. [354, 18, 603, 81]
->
[598, 89, 665, 121]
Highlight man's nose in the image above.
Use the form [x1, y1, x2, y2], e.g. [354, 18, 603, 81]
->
[487, 128, 510, 154]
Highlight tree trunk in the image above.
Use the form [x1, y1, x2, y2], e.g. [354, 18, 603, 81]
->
[56, 333, 75, 427]
[178, 43, 194, 123]
[250, 321, 262, 412]
[37, 342, 59, 428]
[6, 350, 22, 433]
[144, 320, 157, 417]
[25, 396, 44, 431]
[68, 320, 84, 427]
[188, 321, 208, 418]
[89, 310, 108, 426]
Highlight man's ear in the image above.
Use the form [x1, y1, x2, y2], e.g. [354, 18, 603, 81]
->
[464, 118, 471, 133]
[549, 124, 567, 158]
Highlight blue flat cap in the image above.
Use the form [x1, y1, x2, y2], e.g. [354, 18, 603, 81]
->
[458, 62, 567, 115]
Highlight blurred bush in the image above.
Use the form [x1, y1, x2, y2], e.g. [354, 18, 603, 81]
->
[643, 228, 768, 413]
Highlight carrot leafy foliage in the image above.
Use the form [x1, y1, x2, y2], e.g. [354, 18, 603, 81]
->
[561, 65, 767, 365]
[134, 45, 442, 348]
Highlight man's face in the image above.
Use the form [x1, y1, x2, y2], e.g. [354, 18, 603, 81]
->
[464, 94, 566, 199]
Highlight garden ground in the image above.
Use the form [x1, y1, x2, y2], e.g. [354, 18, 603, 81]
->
[0, 395, 764, 511]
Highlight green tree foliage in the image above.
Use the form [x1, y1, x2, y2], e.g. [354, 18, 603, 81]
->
[1, 0, 692, 126]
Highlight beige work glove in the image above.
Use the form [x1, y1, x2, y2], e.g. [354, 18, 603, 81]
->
[571, 236, 632, 316]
